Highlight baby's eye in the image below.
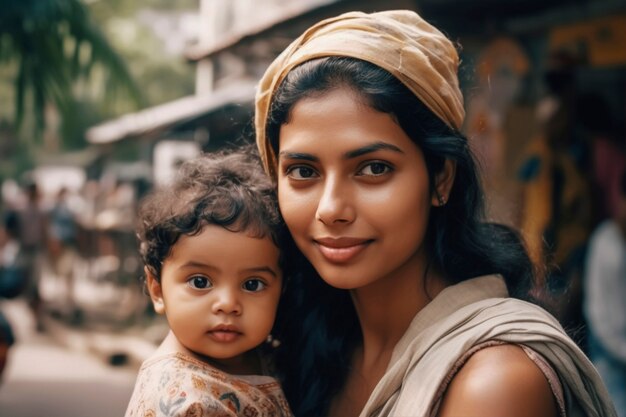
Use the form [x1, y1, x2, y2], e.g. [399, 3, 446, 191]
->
[242, 279, 267, 292]
[357, 162, 393, 177]
[287, 165, 318, 180]
[188, 276, 212, 289]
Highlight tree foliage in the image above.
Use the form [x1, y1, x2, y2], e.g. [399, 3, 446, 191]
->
[0, 0, 143, 134]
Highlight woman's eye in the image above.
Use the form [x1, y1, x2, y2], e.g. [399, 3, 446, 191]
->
[286, 165, 317, 179]
[242, 279, 267, 292]
[357, 162, 392, 176]
[188, 276, 211, 289]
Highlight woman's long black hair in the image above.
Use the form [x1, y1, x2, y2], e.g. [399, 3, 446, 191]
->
[266, 57, 539, 417]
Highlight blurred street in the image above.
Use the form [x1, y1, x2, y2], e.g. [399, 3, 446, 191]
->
[0, 299, 134, 417]
[0, 288, 163, 416]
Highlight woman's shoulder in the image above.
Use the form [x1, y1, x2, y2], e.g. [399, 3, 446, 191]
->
[436, 344, 559, 417]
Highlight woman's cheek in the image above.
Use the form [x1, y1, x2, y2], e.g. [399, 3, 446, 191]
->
[278, 187, 300, 226]
[279, 186, 317, 223]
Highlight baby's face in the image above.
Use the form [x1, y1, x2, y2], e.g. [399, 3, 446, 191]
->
[150, 224, 282, 368]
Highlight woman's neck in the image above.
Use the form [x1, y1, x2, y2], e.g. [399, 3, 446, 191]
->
[350, 256, 447, 369]
[328, 258, 448, 417]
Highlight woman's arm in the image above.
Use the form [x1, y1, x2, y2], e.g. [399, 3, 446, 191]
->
[437, 344, 559, 417]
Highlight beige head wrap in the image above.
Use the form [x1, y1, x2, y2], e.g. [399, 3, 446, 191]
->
[255, 9, 465, 176]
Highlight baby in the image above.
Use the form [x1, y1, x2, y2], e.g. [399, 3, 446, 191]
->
[125, 147, 292, 417]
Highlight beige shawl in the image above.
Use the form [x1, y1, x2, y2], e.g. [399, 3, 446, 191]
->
[255, 10, 465, 178]
[360, 275, 617, 417]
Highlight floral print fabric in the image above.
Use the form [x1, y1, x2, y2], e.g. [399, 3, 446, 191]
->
[125, 352, 292, 417]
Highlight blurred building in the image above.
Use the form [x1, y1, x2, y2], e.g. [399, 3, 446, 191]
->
[85, 0, 626, 253]
[84, 0, 625, 183]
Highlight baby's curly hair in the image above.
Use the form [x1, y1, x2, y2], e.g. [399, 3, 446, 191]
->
[137, 145, 284, 282]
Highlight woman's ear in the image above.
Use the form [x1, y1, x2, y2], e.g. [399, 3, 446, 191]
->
[145, 266, 165, 315]
[431, 159, 456, 207]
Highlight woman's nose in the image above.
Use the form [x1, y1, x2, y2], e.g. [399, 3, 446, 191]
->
[315, 177, 355, 225]
[212, 289, 242, 315]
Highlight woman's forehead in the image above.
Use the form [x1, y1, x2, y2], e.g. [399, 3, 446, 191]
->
[279, 88, 407, 146]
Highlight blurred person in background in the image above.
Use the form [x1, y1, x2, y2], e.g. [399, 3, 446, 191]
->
[0, 210, 23, 382]
[47, 187, 80, 321]
[15, 182, 48, 332]
[518, 50, 594, 347]
[584, 170, 626, 417]
[576, 92, 626, 222]
[0, 308, 14, 383]
[0, 210, 27, 298]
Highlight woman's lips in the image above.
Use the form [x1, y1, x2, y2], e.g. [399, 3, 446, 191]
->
[314, 237, 373, 263]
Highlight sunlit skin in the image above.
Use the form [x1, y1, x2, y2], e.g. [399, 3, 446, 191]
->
[437, 344, 558, 417]
[278, 88, 451, 293]
[146, 225, 282, 375]
[276, 87, 557, 417]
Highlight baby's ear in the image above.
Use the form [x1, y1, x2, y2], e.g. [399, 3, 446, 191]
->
[145, 266, 165, 315]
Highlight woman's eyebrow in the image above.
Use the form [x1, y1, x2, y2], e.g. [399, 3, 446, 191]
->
[278, 142, 403, 162]
[344, 142, 404, 159]
[278, 151, 318, 162]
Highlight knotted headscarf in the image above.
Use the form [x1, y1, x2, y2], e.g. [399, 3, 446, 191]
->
[255, 9, 465, 176]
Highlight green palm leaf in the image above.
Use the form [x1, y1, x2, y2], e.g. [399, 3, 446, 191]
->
[0, 0, 143, 135]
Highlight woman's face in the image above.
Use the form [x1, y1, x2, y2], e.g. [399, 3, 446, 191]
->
[277, 87, 438, 290]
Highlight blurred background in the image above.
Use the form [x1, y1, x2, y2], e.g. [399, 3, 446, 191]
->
[0, 0, 625, 416]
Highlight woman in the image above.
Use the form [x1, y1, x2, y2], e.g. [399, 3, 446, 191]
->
[255, 10, 616, 417]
